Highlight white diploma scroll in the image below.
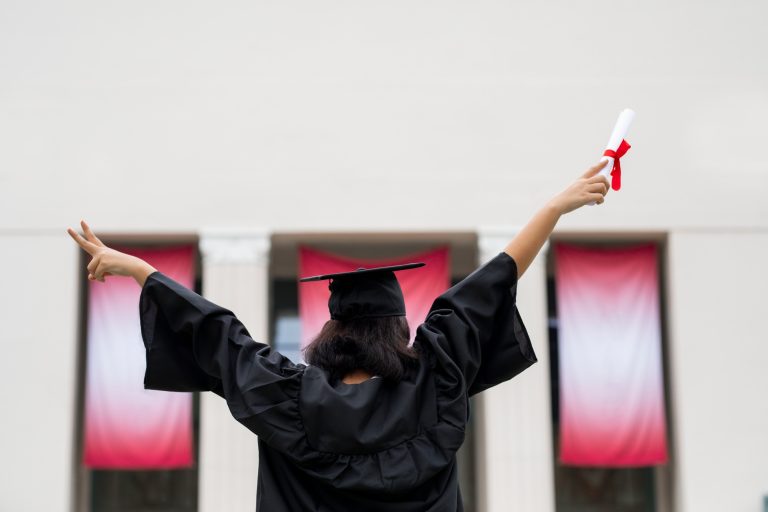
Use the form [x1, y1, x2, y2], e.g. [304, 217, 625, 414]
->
[590, 108, 635, 205]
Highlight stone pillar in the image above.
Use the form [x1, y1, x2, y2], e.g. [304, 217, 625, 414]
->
[197, 229, 271, 512]
[475, 227, 555, 512]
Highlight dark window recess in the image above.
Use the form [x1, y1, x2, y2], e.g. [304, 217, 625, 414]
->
[89, 402, 199, 512]
[272, 279, 302, 364]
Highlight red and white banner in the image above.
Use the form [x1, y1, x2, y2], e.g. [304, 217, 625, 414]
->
[298, 246, 450, 348]
[555, 243, 668, 466]
[83, 245, 195, 469]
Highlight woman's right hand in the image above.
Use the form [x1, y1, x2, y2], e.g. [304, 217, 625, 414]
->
[67, 220, 155, 283]
[549, 160, 611, 214]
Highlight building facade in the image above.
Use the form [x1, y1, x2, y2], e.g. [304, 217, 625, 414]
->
[2, 0, 767, 510]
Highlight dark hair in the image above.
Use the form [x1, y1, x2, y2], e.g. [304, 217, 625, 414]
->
[303, 316, 419, 383]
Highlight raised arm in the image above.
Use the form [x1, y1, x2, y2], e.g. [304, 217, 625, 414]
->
[504, 160, 609, 279]
[68, 220, 305, 447]
[416, 160, 612, 395]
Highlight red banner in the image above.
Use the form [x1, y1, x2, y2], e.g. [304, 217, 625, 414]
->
[83, 245, 195, 469]
[298, 246, 450, 348]
[555, 243, 668, 466]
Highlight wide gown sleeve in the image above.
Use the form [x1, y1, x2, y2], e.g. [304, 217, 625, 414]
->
[138, 271, 304, 442]
[417, 251, 537, 396]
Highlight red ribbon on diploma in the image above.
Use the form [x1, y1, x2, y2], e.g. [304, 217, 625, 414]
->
[603, 139, 631, 191]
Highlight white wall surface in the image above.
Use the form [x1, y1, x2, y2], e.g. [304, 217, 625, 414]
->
[668, 231, 768, 512]
[1, 0, 767, 233]
[2, 1, 767, 511]
[0, 234, 80, 512]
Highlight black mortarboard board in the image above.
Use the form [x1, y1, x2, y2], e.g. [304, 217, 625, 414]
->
[299, 262, 425, 321]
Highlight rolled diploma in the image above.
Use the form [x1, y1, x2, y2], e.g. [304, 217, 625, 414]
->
[590, 108, 635, 205]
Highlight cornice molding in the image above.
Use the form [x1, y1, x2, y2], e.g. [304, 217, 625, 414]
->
[199, 228, 271, 264]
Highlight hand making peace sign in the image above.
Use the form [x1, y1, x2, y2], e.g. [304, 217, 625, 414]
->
[66, 220, 156, 284]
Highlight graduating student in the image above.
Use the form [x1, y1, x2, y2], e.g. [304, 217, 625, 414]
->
[67, 161, 609, 512]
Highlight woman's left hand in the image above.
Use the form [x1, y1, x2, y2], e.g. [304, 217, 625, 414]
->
[67, 220, 152, 282]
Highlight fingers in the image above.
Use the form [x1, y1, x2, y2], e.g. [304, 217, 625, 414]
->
[589, 193, 605, 205]
[587, 173, 611, 186]
[67, 227, 99, 255]
[87, 254, 101, 275]
[90, 258, 110, 282]
[70, 221, 112, 283]
[86, 271, 110, 281]
[94, 261, 106, 282]
[582, 159, 609, 178]
[587, 181, 609, 195]
[80, 220, 105, 247]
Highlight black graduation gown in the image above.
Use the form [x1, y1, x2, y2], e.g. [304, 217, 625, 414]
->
[138, 251, 537, 512]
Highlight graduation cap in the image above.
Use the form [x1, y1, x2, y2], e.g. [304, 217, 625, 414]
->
[299, 262, 425, 321]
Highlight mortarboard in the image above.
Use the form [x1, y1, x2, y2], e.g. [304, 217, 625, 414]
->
[299, 262, 425, 321]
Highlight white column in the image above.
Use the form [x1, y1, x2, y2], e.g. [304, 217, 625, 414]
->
[475, 227, 555, 512]
[198, 229, 271, 512]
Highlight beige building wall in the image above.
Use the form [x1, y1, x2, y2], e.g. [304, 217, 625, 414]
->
[667, 231, 768, 512]
[0, 233, 81, 512]
[2, 0, 767, 510]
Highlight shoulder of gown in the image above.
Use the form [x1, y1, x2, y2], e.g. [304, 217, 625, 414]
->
[139, 270, 305, 446]
[414, 250, 538, 396]
[289, 251, 538, 491]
